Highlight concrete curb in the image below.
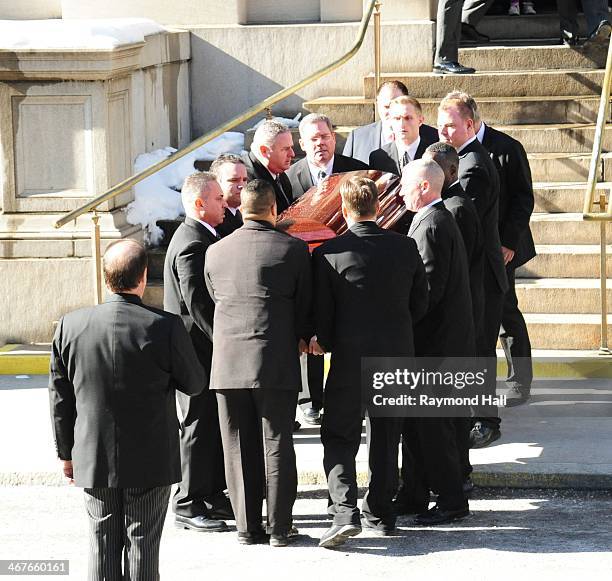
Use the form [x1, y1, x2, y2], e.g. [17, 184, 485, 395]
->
[3, 470, 611, 490]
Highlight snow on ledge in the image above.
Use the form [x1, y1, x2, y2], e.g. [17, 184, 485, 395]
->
[0, 18, 166, 50]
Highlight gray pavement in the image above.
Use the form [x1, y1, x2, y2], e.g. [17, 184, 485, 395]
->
[3, 375, 611, 487]
[0, 485, 611, 580]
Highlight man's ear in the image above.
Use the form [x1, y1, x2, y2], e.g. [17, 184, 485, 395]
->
[341, 200, 348, 220]
[299, 138, 305, 151]
[259, 144, 270, 160]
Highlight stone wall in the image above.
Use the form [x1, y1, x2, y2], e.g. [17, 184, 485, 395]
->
[0, 0, 61, 19]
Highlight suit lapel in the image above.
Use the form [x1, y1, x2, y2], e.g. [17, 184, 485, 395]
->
[296, 159, 314, 192]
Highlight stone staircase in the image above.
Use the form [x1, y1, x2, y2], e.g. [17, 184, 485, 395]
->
[146, 16, 612, 352]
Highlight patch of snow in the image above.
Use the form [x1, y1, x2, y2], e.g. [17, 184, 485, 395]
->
[0, 18, 166, 50]
[126, 132, 246, 245]
[251, 113, 302, 130]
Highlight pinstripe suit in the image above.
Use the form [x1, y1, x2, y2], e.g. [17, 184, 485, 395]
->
[50, 293, 205, 580]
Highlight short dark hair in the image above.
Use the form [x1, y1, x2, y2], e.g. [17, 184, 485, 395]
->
[210, 154, 245, 177]
[340, 176, 378, 217]
[241, 179, 276, 215]
[103, 239, 148, 293]
[376, 80, 409, 97]
[425, 141, 459, 167]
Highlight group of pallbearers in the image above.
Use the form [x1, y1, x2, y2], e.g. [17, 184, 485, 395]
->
[49, 82, 535, 578]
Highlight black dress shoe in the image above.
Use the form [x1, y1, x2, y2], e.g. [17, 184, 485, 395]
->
[504, 385, 531, 407]
[208, 503, 235, 520]
[238, 529, 269, 545]
[414, 505, 469, 526]
[319, 524, 361, 548]
[175, 514, 228, 532]
[561, 31, 580, 46]
[303, 406, 321, 425]
[433, 61, 476, 75]
[586, 20, 612, 47]
[461, 23, 490, 43]
[360, 517, 395, 536]
[469, 421, 501, 449]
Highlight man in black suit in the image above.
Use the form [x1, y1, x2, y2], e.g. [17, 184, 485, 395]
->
[397, 159, 474, 525]
[204, 179, 312, 547]
[287, 113, 368, 199]
[163, 171, 232, 532]
[311, 176, 428, 547]
[241, 120, 295, 213]
[286, 113, 367, 425]
[438, 92, 508, 448]
[369, 96, 437, 176]
[473, 107, 536, 407]
[210, 154, 248, 238]
[343, 80, 438, 165]
[433, 0, 477, 74]
[50, 239, 205, 580]
[423, 141, 484, 491]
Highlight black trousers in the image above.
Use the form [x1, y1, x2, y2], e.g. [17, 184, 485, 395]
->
[216, 388, 298, 535]
[399, 417, 467, 511]
[557, 0, 610, 37]
[474, 263, 506, 431]
[322, 385, 401, 527]
[173, 389, 227, 517]
[500, 267, 533, 391]
[84, 486, 171, 581]
[299, 353, 324, 410]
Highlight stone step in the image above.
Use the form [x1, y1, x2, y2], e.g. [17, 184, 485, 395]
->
[517, 244, 612, 278]
[364, 69, 605, 99]
[533, 182, 611, 213]
[516, 278, 612, 314]
[524, 313, 611, 350]
[501, 123, 612, 154]
[478, 13, 587, 41]
[458, 44, 607, 72]
[526, 152, 612, 182]
[303, 95, 605, 127]
[530, 212, 612, 244]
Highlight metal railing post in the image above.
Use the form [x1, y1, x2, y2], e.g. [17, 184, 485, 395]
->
[91, 213, 103, 305]
[598, 193, 610, 353]
[374, 1, 382, 94]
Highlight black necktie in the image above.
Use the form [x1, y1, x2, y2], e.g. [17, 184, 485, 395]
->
[317, 170, 327, 184]
[235, 209, 243, 224]
[402, 151, 410, 168]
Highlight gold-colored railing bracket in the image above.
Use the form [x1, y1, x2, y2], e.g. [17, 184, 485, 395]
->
[265, 107, 273, 120]
[91, 211, 103, 306]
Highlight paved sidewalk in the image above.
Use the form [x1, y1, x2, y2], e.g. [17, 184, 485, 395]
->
[1, 375, 611, 488]
[0, 486, 610, 580]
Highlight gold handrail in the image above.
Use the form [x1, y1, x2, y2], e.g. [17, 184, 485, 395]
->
[54, 0, 381, 231]
[582, 34, 612, 353]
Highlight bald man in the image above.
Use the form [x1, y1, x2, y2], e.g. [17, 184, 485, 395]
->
[50, 239, 205, 580]
[395, 160, 473, 526]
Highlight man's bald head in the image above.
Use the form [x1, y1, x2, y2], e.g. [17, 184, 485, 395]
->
[103, 239, 148, 294]
[400, 159, 445, 212]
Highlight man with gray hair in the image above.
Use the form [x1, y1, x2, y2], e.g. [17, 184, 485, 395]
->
[286, 113, 367, 425]
[397, 159, 474, 526]
[242, 120, 295, 213]
[286, 113, 367, 200]
[163, 171, 232, 532]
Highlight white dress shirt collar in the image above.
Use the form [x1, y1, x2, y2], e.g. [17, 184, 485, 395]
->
[414, 198, 443, 221]
[308, 156, 335, 185]
[457, 134, 478, 154]
[475, 121, 486, 143]
[396, 136, 421, 163]
[194, 218, 218, 238]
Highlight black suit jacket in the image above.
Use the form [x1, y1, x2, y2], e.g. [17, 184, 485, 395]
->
[343, 120, 439, 165]
[458, 139, 509, 295]
[241, 151, 293, 213]
[481, 124, 536, 268]
[205, 220, 312, 391]
[163, 217, 218, 381]
[443, 181, 485, 341]
[408, 202, 475, 357]
[286, 154, 368, 200]
[368, 132, 437, 176]
[216, 207, 243, 238]
[313, 221, 428, 389]
[49, 293, 204, 488]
